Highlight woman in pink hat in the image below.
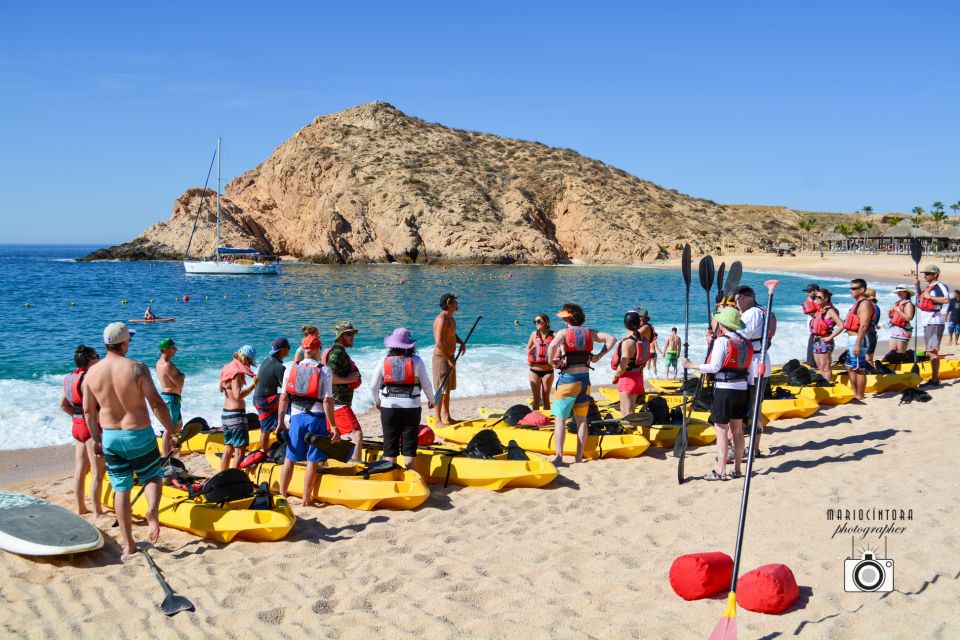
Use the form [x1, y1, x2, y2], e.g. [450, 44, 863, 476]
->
[370, 328, 435, 468]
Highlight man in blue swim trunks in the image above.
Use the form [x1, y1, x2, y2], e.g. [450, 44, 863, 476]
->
[155, 338, 185, 456]
[546, 303, 616, 464]
[844, 279, 874, 401]
[84, 322, 177, 555]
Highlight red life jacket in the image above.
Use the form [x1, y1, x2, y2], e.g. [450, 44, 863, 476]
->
[383, 356, 416, 386]
[917, 282, 943, 312]
[63, 368, 85, 415]
[715, 333, 754, 381]
[284, 362, 324, 399]
[843, 299, 868, 332]
[323, 346, 362, 389]
[610, 333, 649, 371]
[801, 298, 819, 315]
[562, 326, 594, 368]
[889, 300, 911, 328]
[809, 305, 836, 337]
[527, 331, 553, 365]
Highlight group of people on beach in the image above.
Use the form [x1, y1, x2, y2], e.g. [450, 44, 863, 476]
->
[60, 264, 954, 552]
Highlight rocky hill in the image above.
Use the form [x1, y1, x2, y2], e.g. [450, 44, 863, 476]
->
[85, 102, 843, 264]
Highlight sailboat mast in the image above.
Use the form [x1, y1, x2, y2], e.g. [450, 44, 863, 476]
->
[215, 137, 221, 263]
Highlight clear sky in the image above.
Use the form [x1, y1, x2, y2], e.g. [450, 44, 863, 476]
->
[1, 1, 957, 244]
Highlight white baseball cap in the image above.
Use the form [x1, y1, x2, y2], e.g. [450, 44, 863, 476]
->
[103, 322, 136, 345]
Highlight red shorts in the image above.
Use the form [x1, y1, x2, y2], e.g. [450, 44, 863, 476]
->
[616, 371, 645, 396]
[333, 406, 362, 435]
[72, 416, 91, 443]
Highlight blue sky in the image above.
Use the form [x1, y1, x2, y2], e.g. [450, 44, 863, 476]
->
[1, 1, 957, 243]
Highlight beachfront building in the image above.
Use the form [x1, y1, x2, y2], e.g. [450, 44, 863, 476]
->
[878, 221, 934, 254]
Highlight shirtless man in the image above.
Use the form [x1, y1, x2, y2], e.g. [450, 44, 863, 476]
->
[83, 323, 176, 555]
[155, 338, 185, 456]
[433, 293, 465, 426]
[663, 327, 682, 379]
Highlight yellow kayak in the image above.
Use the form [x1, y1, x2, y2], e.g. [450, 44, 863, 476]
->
[890, 359, 960, 380]
[205, 443, 429, 511]
[362, 441, 558, 491]
[772, 382, 855, 406]
[428, 416, 649, 459]
[156, 428, 271, 455]
[597, 388, 785, 423]
[477, 405, 715, 448]
[88, 473, 295, 543]
[834, 370, 921, 394]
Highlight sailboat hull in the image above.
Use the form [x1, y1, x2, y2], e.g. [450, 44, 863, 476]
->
[183, 261, 281, 275]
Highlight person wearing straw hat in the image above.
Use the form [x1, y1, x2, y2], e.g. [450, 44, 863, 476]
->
[683, 307, 751, 481]
[887, 285, 915, 354]
[371, 328, 435, 469]
[324, 321, 364, 461]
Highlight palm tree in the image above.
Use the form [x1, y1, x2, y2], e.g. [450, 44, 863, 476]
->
[951, 201, 960, 224]
[834, 223, 852, 251]
[797, 215, 817, 251]
[912, 206, 925, 227]
[862, 205, 873, 215]
[932, 201, 945, 215]
[931, 210, 947, 248]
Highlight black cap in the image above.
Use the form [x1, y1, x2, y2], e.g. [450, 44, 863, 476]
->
[803, 283, 820, 293]
[735, 285, 756, 298]
[270, 337, 290, 354]
[440, 292, 458, 308]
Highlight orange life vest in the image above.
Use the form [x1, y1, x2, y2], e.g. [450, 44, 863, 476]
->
[611, 333, 649, 371]
[562, 326, 593, 368]
[843, 299, 868, 332]
[284, 362, 324, 399]
[715, 333, 754, 381]
[63, 368, 85, 415]
[917, 282, 944, 312]
[801, 299, 819, 315]
[382, 356, 416, 386]
[889, 300, 911, 328]
[527, 331, 553, 365]
[809, 305, 836, 337]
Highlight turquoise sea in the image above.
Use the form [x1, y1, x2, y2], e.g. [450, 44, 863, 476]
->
[0, 245, 897, 450]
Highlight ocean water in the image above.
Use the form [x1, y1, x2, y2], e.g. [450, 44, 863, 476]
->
[0, 245, 899, 450]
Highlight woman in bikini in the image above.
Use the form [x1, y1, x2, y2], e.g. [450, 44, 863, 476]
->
[525, 314, 555, 410]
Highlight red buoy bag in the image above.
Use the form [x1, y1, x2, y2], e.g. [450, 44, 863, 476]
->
[738, 564, 799, 614]
[518, 411, 551, 427]
[417, 425, 436, 446]
[669, 552, 733, 600]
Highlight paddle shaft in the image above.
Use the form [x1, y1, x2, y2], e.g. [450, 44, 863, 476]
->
[434, 315, 482, 404]
[142, 549, 175, 598]
[911, 239, 922, 368]
[728, 280, 778, 593]
[674, 265, 692, 467]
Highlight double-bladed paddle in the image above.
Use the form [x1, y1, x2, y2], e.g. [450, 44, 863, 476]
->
[434, 315, 482, 405]
[672, 245, 693, 483]
[910, 238, 923, 375]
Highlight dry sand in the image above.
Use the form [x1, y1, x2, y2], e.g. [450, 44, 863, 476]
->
[2, 358, 959, 639]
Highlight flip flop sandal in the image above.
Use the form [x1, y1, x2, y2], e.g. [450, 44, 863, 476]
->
[726, 470, 743, 479]
[703, 470, 727, 482]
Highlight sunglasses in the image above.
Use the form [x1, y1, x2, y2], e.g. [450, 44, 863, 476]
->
[849, 286, 863, 291]
[814, 295, 825, 300]
[922, 272, 936, 276]
[534, 319, 545, 324]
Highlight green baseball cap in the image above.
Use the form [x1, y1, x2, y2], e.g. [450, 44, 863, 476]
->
[158, 338, 176, 352]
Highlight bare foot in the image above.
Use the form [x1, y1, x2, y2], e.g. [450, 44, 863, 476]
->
[78, 507, 91, 516]
[146, 508, 160, 544]
[93, 512, 111, 523]
[121, 545, 138, 557]
[301, 500, 317, 508]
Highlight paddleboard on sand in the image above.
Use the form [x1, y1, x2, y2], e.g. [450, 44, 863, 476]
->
[0, 492, 104, 556]
[127, 317, 176, 323]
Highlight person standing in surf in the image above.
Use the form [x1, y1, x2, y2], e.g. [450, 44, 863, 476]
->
[155, 338, 185, 456]
[915, 265, 951, 386]
[843, 279, 874, 401]
[547, 303, 616, 464]
[801, 283, 820, 367]
[324, 321, 364, 461]
[525, 314, 555, 411]
[60, 345, 106, 518]
[219, 345, 258, 471]
[253, 337, 289, 452]
[663, 327, 681, 379]
[734, 286, 776, 456]
[887, 285, 915, 353]
[82, 323, 176, 555]
[433, 293, 465, 426]
[808, 289, 843, 382]
[611, 310, 650, 416]
[683, 307, 751, 481]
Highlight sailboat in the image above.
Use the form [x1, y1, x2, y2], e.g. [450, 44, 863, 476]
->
[182, 138, 281, 275]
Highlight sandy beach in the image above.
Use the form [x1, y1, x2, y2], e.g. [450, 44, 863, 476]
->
[2, 349, 959, 638]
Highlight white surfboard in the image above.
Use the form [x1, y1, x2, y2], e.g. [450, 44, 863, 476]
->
[0, 492, 104, 556]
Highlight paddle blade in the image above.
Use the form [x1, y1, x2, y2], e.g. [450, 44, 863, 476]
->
[699, 256, 715, 293]
[764, 279, 779, 295]
[177, 419, 206, 444]
[910, 237, 923, 265]
[621, 411, 655, 427]
[304, 434, 354, 462]
[707, 593, 738, 640]
[682, 244, 692, 286]
[723, 262, 743, 300]
[716, 262, 726, 293]
[161, 593, 195, 617]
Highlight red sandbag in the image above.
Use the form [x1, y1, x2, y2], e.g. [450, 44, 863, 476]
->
[417, 425, 436, 446]
[518, 411, 551, 426]
[669, 552, 733, 600]
[738, 564, 799, 614]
